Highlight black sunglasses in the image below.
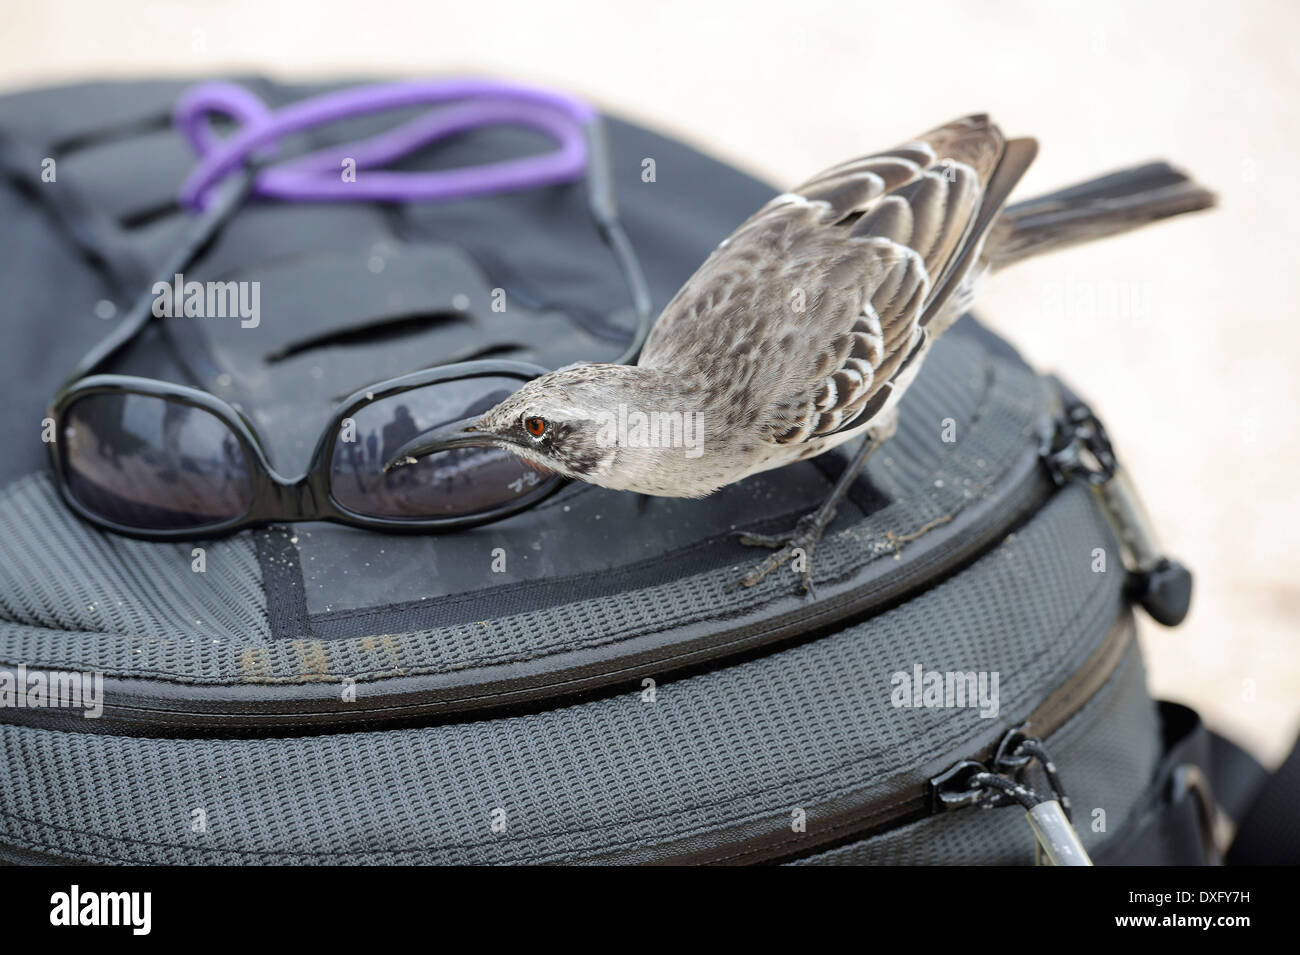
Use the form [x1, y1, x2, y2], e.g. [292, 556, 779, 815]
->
[47, 94, 652, 542]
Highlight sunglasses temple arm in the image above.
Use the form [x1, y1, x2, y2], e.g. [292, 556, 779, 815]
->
[57, 165, 262, 392]
[582, 119, 655, 367]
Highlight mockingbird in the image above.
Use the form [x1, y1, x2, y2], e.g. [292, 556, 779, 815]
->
[388, 114, 1214, 593]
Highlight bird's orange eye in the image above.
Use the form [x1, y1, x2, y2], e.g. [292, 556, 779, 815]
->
[524, 416, 548, 438]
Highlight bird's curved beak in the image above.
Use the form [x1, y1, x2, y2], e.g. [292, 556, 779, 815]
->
[381, 416, 491, 472]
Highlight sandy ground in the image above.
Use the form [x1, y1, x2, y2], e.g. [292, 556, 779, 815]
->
[3, 0, 1297, 764]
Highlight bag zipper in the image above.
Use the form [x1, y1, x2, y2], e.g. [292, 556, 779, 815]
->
[912, 389, 1193, 867]
[723, 606, 1135, 867]
[647, 385, 1182, 865]
[931, 728, 1093, 866]
[920, 384, 1195, 867]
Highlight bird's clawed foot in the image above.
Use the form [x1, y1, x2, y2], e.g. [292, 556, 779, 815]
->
[734, 509, 834, 596]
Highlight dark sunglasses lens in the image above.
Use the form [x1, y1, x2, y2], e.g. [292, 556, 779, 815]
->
[329, 376, 552, 520]
[62, 393, 253, 531]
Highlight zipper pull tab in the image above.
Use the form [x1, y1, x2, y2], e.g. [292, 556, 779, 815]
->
[1026, 799, 1092, 866]
[1102, 468, 1194, 626]
[1042, 378, 1194, 627]
[931, 729, 1094, 865]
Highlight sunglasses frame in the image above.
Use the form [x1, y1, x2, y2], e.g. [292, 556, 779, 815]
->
[45, 101, 652, 541]
[48, 360, 566, 541]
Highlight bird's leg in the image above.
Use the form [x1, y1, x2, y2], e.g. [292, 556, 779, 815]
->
[735, 434, 880, 595]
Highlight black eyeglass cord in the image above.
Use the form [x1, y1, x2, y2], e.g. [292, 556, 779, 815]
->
[581, 121, 655, 365]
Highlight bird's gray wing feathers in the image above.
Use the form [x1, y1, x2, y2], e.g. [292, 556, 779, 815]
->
[640, 115, 1033, 447]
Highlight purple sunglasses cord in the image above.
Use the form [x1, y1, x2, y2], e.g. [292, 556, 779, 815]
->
[173, 78, 598, 209]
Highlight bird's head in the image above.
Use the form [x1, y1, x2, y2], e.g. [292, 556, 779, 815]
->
[384, 363, 692, 488]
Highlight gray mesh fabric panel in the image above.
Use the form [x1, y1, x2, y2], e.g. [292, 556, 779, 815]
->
[0, 472, 270, 670]
[789, 623, 1159, 865]
[0, 484, 1127, 863]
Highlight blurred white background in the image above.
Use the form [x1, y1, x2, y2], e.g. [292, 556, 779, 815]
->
[3, 0, 1297, 761]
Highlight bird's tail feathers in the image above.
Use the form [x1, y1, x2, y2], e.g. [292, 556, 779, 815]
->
[988, 161, 1216, 270]
[919, 136, 1038, 330]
